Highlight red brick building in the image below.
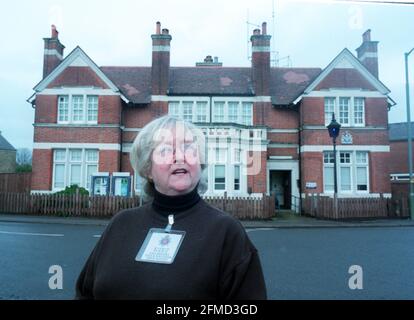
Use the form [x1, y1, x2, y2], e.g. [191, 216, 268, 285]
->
[28, 23, 394, 210]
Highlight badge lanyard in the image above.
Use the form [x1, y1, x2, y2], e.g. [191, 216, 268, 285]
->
[135, 214, 186, 264]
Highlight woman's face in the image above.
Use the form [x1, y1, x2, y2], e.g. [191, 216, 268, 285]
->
[149, 123, 202, 196]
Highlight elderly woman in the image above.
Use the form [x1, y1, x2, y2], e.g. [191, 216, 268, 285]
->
[75, 115, 267, 300]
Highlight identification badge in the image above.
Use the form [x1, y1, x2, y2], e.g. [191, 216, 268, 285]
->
[135, 228, 185, 264]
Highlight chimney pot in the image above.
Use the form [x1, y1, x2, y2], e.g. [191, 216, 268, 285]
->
[253, 28, 260, 35]
[162, 28, 169, 35]
[156, 21, 161, 34]
[262, 22, 267, 35]
[214, 56, 218, 63]
[362, 29, 371, 42]
[51, 24, 58, 38]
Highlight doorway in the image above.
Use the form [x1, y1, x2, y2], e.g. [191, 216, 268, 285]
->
[270, 170, 291, 209]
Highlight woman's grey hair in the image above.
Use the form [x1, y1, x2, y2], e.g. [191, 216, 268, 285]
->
[130, 115, 207, 200]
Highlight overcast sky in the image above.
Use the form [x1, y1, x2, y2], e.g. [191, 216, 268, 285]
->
[0, 0, 413, 150]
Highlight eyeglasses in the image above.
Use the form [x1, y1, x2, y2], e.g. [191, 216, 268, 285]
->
[155, 142, 198, 158]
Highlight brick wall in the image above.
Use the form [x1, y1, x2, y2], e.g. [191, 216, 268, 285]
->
[99, 150, 120, 173]
[98, 95, 122, 124]
[369, 152, 391, 193]
[247, 151, 267, 193]
[301, 152, 323, 194]
[47, 67, 109, 89]
[315, 69, 376, 91]
[301, 129, 389, 145]
[389, 140, 412, 174]
[34, 127, 120, 143]
[300, 97, 324, 126]
[35, 95, 58, 123]
[31, 149, 53, 191]
[264, 107, 299, 129]
[365, 98, 388, 126]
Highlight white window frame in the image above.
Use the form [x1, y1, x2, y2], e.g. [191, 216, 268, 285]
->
[324, 96, 365, 127]
[322, 150, 369, 194]
[57, 94, 99, 125]
[52, 148, 99, 191]
[57, 96, 69, 123]
[213, 101, 225, 123]
[353, 97, 365, 126]
[167, 97, 210, 123]
[214, 165, 226, 191]
[338, 97, 350, 126]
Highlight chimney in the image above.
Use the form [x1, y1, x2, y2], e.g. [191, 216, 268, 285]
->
[356, 29, 379, 78]
[151, 22, 172, 95]
[43, 25, 65, 78]
[195, 55, 223, 67]
[250, 22, 271, 95]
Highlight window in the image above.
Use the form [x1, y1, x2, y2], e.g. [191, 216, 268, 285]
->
[58, 96, 69, 122]
[196, 102, 207, 122]
[69, 149, 82, 186]
[214, 165, 226, 190]
[72, 95, 84, 122]
[87, 96, 98, 122]
[324, 97, 335, 125]
[228, 102, 239, 123]
[354, 98, 365, 125]
[57, 94, 99, 124]
[234, 148, 240, 163]
[234, 165, 240, 191]
[323, 151, 334, 192]
[213, 102, 225, 122]
[339, 97, 350, 125]
[356, 151, 368, 191]
[53, 149, 99, 190]
[241, 102, 252, 125]
[339, 152, 352, 191]
[215, 148, 226, 163]
[324, 96, 365, 126]
[168, 102, 180, 118]
[53, 149, 66, 189]
[323, 151, 369, 193]
[85, 150, 98, 190]
[182, 101, 193, 122]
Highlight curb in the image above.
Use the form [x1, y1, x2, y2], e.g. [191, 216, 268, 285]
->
[1, 215, 413, 229]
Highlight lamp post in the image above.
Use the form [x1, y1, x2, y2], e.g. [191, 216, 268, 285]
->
[327, 113, 341, 195]
[327, 114, 341, 219]
[405, 48, 414, 220]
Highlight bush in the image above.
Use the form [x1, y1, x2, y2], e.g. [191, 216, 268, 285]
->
[15, 164, 32, 173]
[55, 184, 89, 196]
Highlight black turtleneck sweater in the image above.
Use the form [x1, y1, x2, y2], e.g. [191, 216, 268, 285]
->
[75, 187, 267, 300]
[152, 185, 201, 216]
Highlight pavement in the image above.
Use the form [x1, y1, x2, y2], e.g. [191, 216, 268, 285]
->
[1, 211, 413, 228]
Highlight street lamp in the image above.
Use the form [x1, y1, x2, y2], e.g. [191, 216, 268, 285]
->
[327, 113, 341, 195]
[404, 48, 414, 220]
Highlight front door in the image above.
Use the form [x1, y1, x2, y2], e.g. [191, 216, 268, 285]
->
[270, 170, 291, 209]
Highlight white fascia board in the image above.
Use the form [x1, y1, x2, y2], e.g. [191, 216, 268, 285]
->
[303, 48, 390, 95]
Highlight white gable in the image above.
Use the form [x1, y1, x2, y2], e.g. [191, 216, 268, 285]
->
[33, 46, 123, 95]
[303, 48, 390, 95]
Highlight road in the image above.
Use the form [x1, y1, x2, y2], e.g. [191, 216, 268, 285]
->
[0, 221, 413, 299]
